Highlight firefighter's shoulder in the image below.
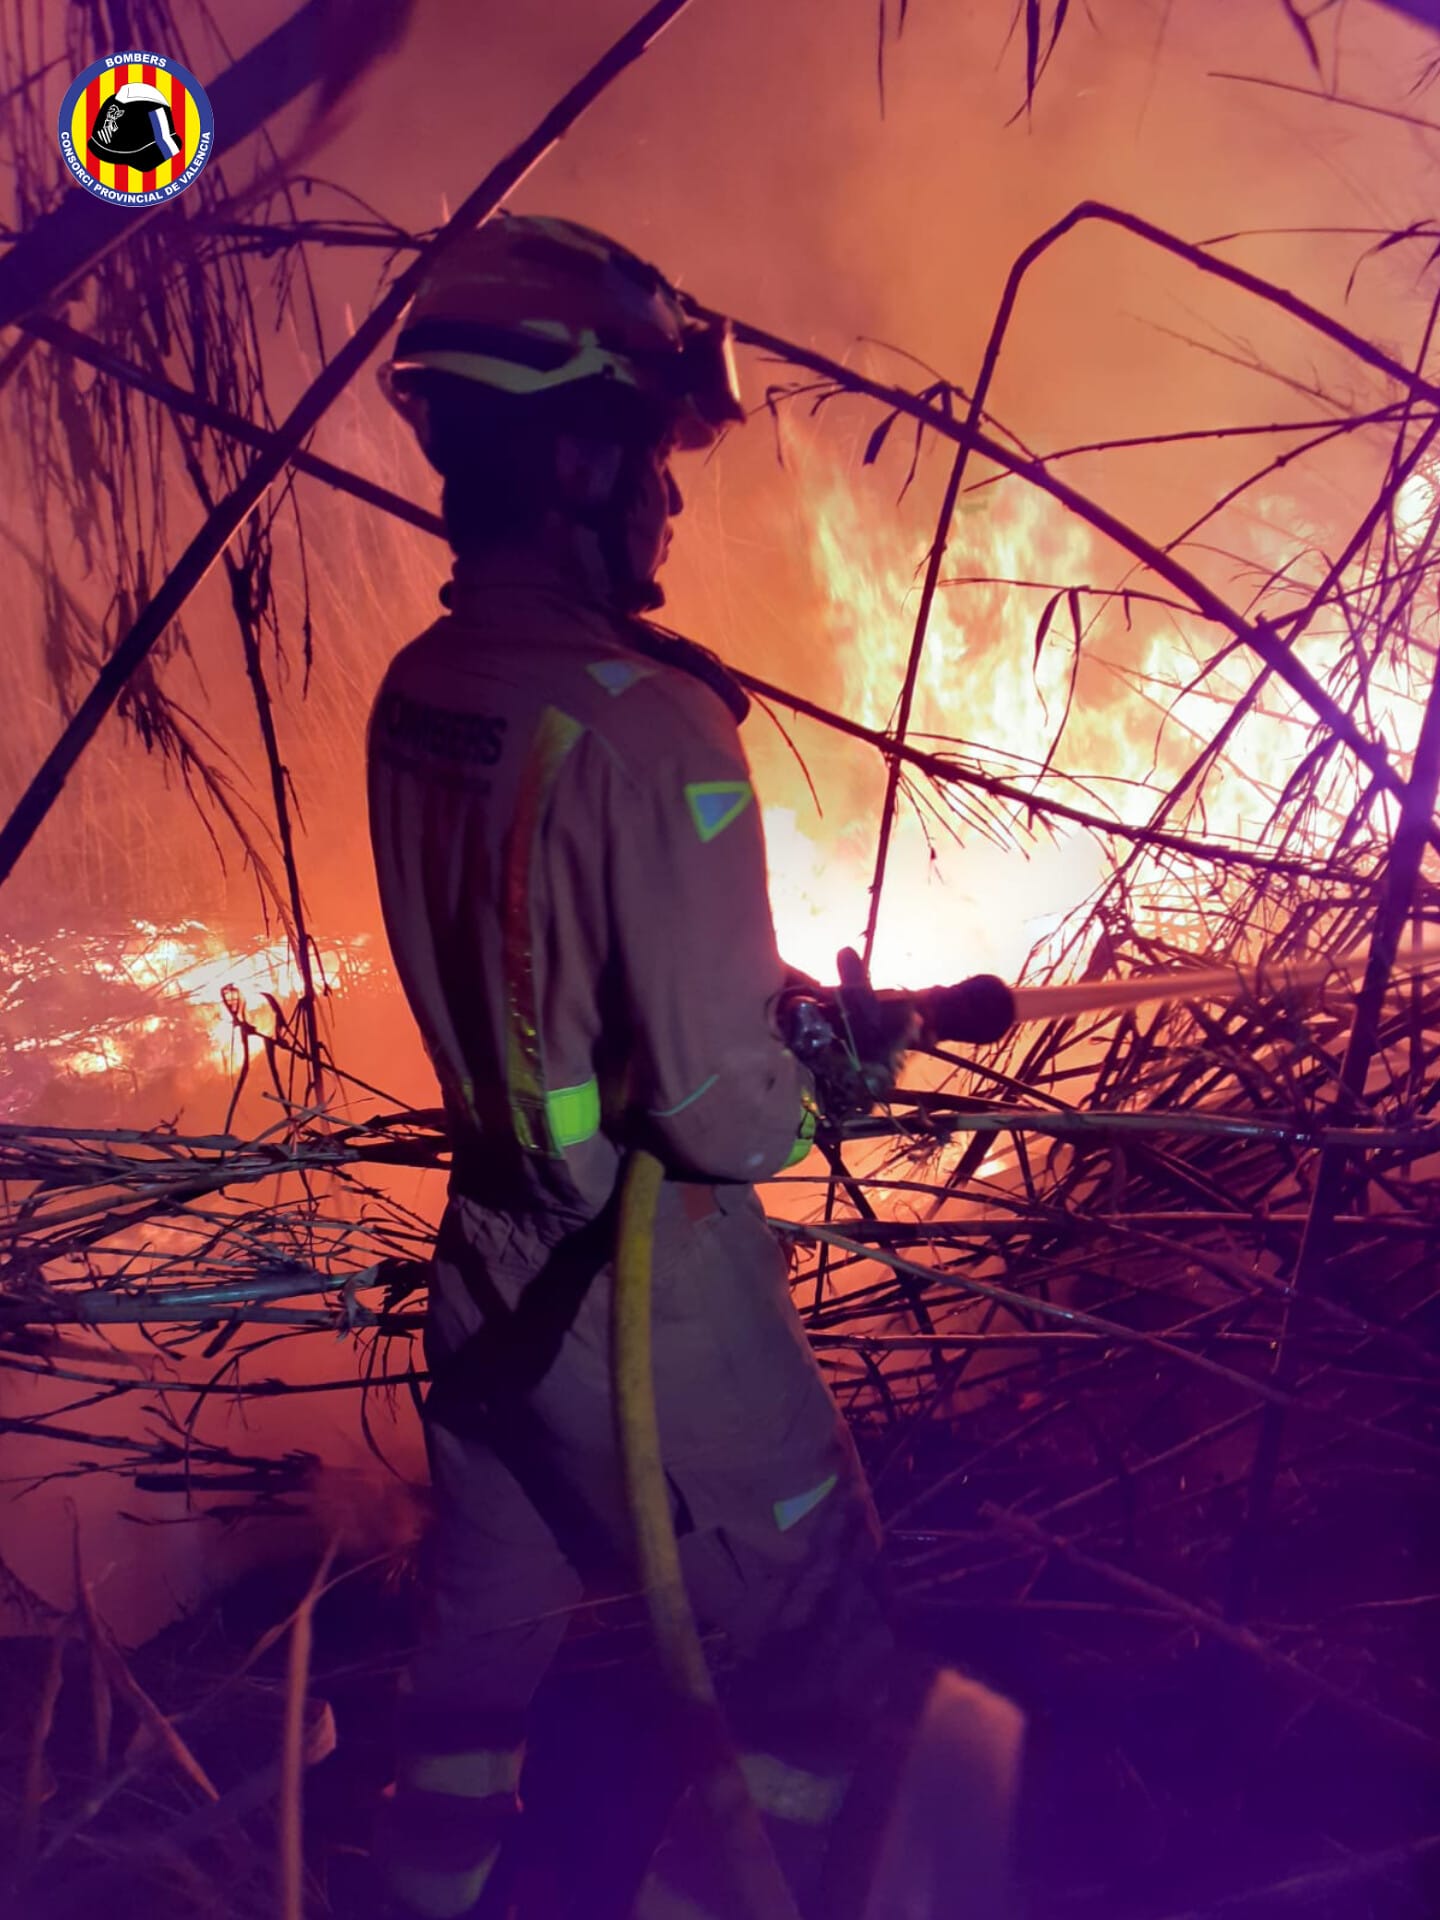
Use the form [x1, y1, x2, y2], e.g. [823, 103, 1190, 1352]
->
[578, 620, 749, 770]
[366, 624, 439, 736]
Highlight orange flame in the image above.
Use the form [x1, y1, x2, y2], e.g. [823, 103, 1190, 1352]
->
[47, 922, 374, 1084]
[762, 445, 1429, 991]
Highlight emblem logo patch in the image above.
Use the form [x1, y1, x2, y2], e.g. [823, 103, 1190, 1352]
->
[58, 53, 214, 206]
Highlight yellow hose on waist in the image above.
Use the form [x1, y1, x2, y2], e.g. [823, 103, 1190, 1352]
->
[614, 1149, 801, 1920]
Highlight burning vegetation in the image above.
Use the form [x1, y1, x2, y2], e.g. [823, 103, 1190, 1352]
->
[2, 1, 1439, 1917]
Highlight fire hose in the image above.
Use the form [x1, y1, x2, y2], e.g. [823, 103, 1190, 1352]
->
[612, 936, 1440, 1916]
[614, 1147, 803, 1920]
[782, 937, 1440, 1128]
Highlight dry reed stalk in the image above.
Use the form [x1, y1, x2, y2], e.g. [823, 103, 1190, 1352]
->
[984, 1503, 1440, 1762]
[277, 1537, 338, 1920]
[15, 1625, 66, 1874]
[1147, 1831, 1440, 1918]
[1230, 653, 1440, 1617]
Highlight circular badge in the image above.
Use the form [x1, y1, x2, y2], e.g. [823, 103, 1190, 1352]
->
[57, 53, 214, 206]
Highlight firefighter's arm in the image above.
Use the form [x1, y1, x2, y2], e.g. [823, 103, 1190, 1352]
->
[605, 743, 811, 1182]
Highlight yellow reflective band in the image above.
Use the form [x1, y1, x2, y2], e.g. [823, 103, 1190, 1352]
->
[783, 1095, 819, 1168]
[398, 331, 640, 401]
[400, 1746, 523, 1799]
[773, 1472, 838, 1533]
[545, 1077, 601, 1149]
[503, 707, 584, 1156]
[739, 1750, 850, 1826]
[455, 1074, 482, 1130]
[386, 1848, 500, 1919]
[685, 779, 753, 843]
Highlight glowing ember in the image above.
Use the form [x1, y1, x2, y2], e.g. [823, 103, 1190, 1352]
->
[0, 920, 375, 1115]
[114, 921, 366, 1070]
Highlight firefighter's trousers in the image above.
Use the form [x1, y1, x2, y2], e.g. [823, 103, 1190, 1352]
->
[384, 1178, 893, 1919]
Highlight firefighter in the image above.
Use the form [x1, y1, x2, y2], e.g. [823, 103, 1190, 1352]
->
[368, 213, 895, 1918]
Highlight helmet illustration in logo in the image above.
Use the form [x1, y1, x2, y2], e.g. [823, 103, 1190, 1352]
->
[87, 83, 181, 170]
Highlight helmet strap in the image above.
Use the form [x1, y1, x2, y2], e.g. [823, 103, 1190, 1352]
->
[573, 442, 666, 615]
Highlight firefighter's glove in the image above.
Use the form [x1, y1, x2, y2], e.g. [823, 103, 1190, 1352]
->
[777, 947, 918, 1128]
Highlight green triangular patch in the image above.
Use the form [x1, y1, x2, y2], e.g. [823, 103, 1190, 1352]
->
[773, 1474, 838, 1534]
[686, 780, 753, 844]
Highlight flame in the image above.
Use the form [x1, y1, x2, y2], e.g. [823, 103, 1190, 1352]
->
[2, 920, 373, 1109]
[7, 453, 1428, 1113]
[1396, 471, 1435, 552]
[116, 921, 356, 1072]
[762, 445, 1430, 991]
[762, 806, 874, 984]
[763, 453, 1118, 988]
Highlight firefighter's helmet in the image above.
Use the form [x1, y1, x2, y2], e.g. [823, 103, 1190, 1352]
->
[380, 214, 744, 452]
[88, 84, 183, 171]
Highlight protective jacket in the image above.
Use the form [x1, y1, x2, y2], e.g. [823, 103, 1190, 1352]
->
[367, 544, 811, 1220]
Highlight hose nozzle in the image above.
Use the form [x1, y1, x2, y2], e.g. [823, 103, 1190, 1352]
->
[908, 975, 1017, 1045]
